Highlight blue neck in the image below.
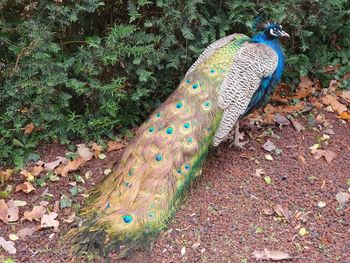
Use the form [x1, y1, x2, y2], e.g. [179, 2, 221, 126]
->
[251, 33, 285, 83]
[240, 32, 285, 117]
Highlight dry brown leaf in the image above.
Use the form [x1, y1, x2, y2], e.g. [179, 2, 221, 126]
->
[44, 156, 68, 171]
[274, 204, 291, 220]
[322, 94, 347, 114]
[336, 192, 350, 207]
[262, 140, 276, 152]
[293, 76, 314, 99]
[15, 182, 35, 193]
[30, 165, 44, 176]
[107, 140, 126, 152]
[338, 111, 350, 121]
[7, 200, 19, 222]
[62, 212, 76, 224]
[23, 206, 46, 221]
[291, 119, 305, 133]
[92, 143, 103, 158]
[76, 143, 94, 161]
[311, 149, 337, 164]
[0, 236, 16, 254]
[23, 123, 35, 134]
[0, 169, 14, 185]
[253, 249, 291, 261]
[340, 91, 350, 102]
[17, 226, 38, 240]
[56, 156, 86, 177]
[0, 199, 9, 224]
[41, 212, 59, 229]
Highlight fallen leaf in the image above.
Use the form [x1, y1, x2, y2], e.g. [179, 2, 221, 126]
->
[252, 249, 291, 261]
[62, 212, 76, 224]
[274, 204, 291, 220]
[311, 149, 336, 164]
[181, 246, 186, 256]
[44, 157, 68, 171]
[299, 227, 307, 236]
[264, 176, 272, 184]
[107, 140, 126, 152]
[322, 94, 347, 114]
[309, 144, 320, 150]
[0, 170, 14, 185]
[293, 76, 314, 99]
[23, 123, 35, 134]
[17, 226, 37, 240]
[60, 195, 72, 209]
[339, 111, 350, 121]
[19, 170, 34, 181]
[0, 237, 16, 254]
[291, 119, 305, 132]
[56, 157, 86, 177]
[7, 200, 19, 222]
[76, 144, 93, 161]
[8, 234, 18, 241]
[30, 165, 44, 176]
[341, 91, 350, 102]
[98, 153, 107, 160]
[104, 169, 112, 175]
[262, 140, 276, 152]
[41, 212, 59, 229]
[265, 155, 274, 161]
[336, 192, 350, 208]
[13, 200, 27, 207]
[274, 115, 290, 126]
[23, 206, 46, 221]
[317, 201, 326, 208]
[92, 143, 103, 158]
[0, 200, 9, 224]
[255, 169, 264, 177]
[192, 243, 200, 249]
[15, 182, 35, 193]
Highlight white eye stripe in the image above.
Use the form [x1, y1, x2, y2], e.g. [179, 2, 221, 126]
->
[270, 28, 278, 36]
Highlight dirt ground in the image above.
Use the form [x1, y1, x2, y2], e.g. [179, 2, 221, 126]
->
[1, 106, 350, 262]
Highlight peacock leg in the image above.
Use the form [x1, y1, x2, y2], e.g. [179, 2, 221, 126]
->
[229, 121, 248, 149]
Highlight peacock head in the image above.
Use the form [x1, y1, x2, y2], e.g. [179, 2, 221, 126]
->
[263, 24, 290, 39]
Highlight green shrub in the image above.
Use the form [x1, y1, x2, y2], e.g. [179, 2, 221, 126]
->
[1, 0, 349, 167]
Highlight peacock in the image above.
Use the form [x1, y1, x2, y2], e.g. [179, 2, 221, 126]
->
[71, 23, 289, 258]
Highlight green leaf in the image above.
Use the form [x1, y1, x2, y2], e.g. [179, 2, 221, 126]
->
[60, 195, 72, 209]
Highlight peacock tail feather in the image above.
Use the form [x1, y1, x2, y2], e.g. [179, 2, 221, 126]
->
[70, 34, 250, 257]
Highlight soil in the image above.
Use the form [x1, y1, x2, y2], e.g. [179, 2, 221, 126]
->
[1, 110, 350, 263]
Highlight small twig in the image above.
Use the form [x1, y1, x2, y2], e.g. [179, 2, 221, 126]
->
[61, 40, 87, 45]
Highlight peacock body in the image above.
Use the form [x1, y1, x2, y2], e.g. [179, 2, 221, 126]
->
[72, 24, 288, 257]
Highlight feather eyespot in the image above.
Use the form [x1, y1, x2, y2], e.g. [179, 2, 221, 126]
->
[183, 122, 191, 129]
[122, 214, 133, 224]
[156, 112, 161, 117]
[155, 153, 163, 162]
[148, 127, 155, 133]
[165, 127, 174, 135]
[202, 100, 211, 111]
[175, 101, 183, 109]
[184, 164, 190, 170]
[185, 79, 191, 84]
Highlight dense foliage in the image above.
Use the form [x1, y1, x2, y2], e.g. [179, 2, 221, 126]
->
[1, 0, 350, 167]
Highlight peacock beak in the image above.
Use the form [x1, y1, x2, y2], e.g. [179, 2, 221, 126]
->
[281, 30, 290, 38]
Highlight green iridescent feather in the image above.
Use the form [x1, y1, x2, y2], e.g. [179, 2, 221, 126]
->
[70, 34, 250, 258]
